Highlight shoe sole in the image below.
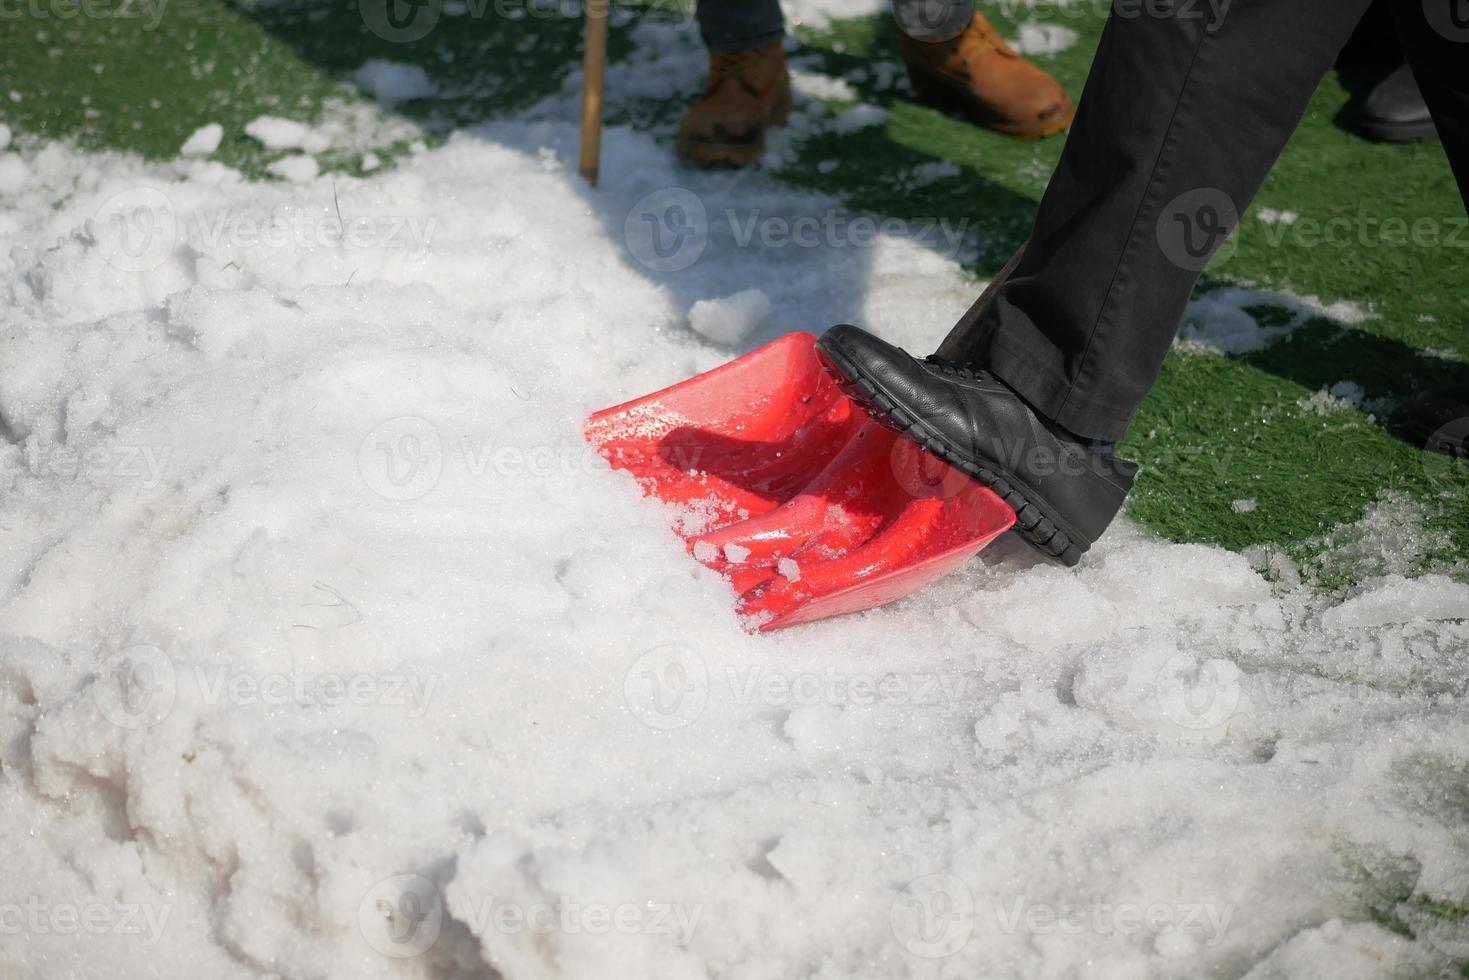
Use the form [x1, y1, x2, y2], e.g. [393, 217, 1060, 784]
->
[1352, 116, 1440, 143]
[815, 341, 1085, 566]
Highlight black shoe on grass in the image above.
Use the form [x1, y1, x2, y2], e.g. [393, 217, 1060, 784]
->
[1347, 63, 1438, 143]
[814, 323, 1137, 566]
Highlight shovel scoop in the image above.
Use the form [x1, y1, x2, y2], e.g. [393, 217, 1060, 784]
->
[584, 332, 1015, 631]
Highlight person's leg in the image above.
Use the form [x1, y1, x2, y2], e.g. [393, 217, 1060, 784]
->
[1392, 0, 1469, 204]
[936, 0, 1376, 442]
[695, 0, 784, 52]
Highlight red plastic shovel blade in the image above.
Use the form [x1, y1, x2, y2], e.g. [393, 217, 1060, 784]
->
[585, 333, 1015, 630]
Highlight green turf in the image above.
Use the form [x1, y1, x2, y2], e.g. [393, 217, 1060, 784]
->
[2, 0, 1465, 580]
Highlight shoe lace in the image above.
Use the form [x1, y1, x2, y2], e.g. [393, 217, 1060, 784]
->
[923, 354, 985, 381]
[708, 48, 765, 92]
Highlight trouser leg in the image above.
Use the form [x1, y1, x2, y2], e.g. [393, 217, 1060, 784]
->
[695, 0, 784, 52]
[1393, 0, 1469, 207]
[937, 0, 1375, 442]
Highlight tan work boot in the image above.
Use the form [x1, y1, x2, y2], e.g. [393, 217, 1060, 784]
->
[676, 41, 793, 166]
[896, 13, 1074, 139]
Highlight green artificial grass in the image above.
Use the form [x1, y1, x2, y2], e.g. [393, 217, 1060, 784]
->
[2, 0, 1465, 579]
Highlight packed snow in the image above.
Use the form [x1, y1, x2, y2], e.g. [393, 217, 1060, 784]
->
[1, 25, 1467, 980]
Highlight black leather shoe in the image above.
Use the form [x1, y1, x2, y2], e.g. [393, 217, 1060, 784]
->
[1400, 385, 1469, 457]
[814, 324, 1138, 566]
[1348, 63, 1438, 143]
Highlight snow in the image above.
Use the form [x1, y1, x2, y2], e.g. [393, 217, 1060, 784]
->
[351, 60, 438, 107]
[1009, 20, 1080, 56]
[244, 115, 332, 154]
[1, 42, 1468, 980]
[0, 122, 11, 149]
[688, 288, 771, 345]
[179, 123, 223, 158]
[265, 153, 321, 183]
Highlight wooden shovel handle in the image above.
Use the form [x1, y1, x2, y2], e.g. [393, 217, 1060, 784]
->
[579, 0, 609, 186]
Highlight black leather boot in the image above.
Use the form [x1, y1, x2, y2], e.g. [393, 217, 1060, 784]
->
[1347, 63, 1439, 143]
[815, 324, 1138, 566]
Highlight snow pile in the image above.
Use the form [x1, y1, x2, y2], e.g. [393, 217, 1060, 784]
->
[1, 85, 1467, 980]
[352, 60, 439, 107]
[688, 288, 771, 345]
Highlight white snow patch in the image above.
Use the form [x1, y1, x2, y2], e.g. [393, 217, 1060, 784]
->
[1322, 574, 1469, 629]
[689, 288, 771, 346]
[352, 60, 439, 107]
[179, 122, 223, 157]
[1231, 498, 1257, 514]
[0, 122, 11, 149]
[245, 115, 332, 154]
[1257, 207, 1299, 225]
[265, 153, 320, 183]
[829, 103, 889, 134]
[1009, 20, 1080, 55]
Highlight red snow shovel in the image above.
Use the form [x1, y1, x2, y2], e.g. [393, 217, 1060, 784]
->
[584, 332, 1015, 630]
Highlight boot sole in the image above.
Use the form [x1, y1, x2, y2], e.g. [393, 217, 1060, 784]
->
[815, 341, 1085, 566]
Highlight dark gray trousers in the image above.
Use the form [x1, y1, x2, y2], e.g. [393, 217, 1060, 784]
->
[937, 0, 1469, 441]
